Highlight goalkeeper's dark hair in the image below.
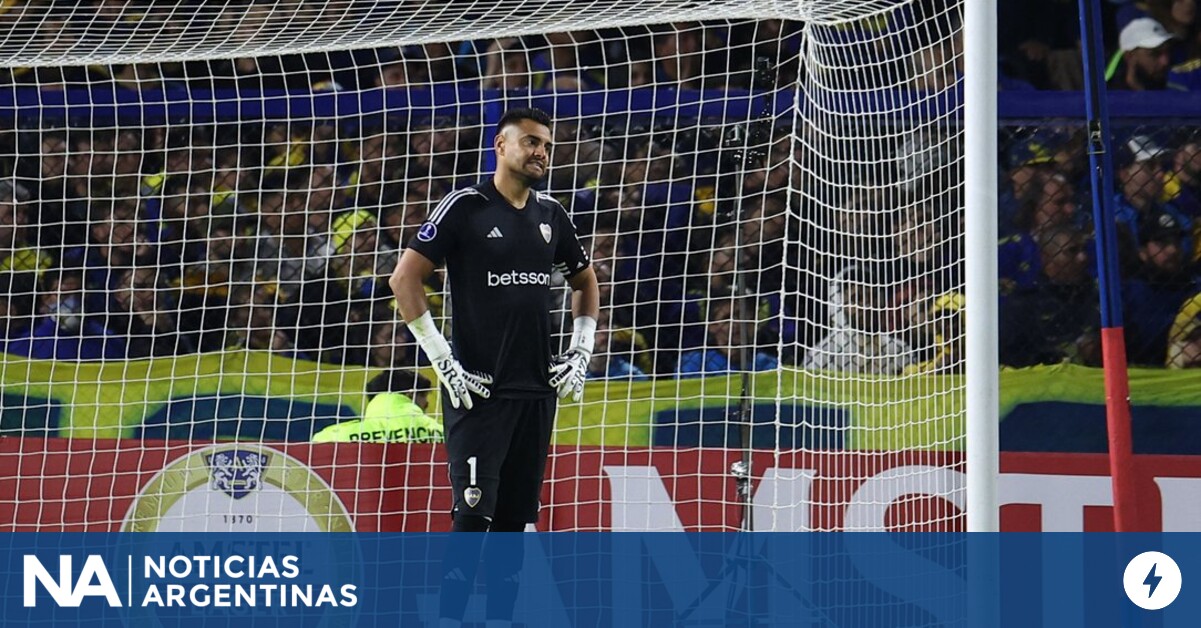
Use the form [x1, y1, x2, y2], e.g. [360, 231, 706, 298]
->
[367, 368, 433, 398]
[496, 107, 552, 136]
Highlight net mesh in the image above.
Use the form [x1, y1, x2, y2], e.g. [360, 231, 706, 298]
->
[0, 0, 967, 532]
[0, 2, 796, 66]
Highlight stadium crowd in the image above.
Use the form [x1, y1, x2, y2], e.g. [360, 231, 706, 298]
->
[3, 2, 1201, 378]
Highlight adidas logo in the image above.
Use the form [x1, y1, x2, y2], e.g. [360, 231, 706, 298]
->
[487, 227, 503, 239]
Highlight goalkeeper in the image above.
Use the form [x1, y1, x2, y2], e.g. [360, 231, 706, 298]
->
[312, 368, 443, 443]
[390, 107, 599, 533]
[391, 107, 598, 628]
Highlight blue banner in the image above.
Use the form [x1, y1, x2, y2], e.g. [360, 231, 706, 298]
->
[3, 533, 1198, 627]
[4, 87, 1201, 124]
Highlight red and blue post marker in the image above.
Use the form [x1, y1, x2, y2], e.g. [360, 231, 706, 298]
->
[1078, 0, 1139, 533]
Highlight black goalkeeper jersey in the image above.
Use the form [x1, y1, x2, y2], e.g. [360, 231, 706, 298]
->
[407, 179, 591, 398]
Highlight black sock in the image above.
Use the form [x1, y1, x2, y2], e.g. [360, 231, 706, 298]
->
[484, 520, 526, 622]
[438, 515, 489, 621]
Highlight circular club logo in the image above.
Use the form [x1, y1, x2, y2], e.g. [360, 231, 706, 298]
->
[1123, 551, 1182, 610]
[121, 444, 354, 532]
[417, 222, 437, 242]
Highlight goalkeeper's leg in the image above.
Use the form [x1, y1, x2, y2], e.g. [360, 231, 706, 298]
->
[483, 519, 526, 628]
[438, 513, 488, 628]
[491, 397, 556, 525]
[438, 515, 526, 628]
[471, 398, 555, 627]
[439, 398, 517, 627]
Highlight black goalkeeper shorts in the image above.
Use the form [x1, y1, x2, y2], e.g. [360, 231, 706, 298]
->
[443, 395, 557, 523]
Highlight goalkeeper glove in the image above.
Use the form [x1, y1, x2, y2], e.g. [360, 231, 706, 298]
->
[549, 316, 596, 402]
[408, 311, 492, 410]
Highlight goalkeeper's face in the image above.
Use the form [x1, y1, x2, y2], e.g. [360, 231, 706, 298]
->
[496, 120, 552, 185]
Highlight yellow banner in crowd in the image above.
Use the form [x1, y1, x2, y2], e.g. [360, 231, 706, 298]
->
[0, 351, 373, 439]
[4, 351, 1198, 448]
[553, 370, 967, 450]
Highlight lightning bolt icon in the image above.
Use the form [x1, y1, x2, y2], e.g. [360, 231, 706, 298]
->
[1143, 563, 1162, 598]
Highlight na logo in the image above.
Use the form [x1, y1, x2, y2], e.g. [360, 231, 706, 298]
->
[23, 555, 121, 607]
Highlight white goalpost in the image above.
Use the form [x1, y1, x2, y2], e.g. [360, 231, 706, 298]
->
[0, 0, 995, 533]
[961, 0, 998, 534]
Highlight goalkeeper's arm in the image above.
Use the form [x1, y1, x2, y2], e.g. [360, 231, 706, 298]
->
[549, 266, 601, 401]
[390, 249, 491, 410]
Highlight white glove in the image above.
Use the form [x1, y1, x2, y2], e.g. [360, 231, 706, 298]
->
[549, 316, 596, 402]
[408, 311, 492, 410]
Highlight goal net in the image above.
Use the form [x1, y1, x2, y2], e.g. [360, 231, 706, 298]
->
[0, 0, 968, 533]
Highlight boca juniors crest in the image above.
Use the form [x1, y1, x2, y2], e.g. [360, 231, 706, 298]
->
[205, 449, 267, 500]
[121, 444, 354, 532]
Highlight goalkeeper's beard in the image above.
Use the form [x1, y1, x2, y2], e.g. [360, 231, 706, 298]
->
[512, 160, 547, 187]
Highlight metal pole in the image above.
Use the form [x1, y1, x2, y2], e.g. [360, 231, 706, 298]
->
[1077, 0, 1139, 532]
[725, 119, 758, 533]
[726, 58, 776, 532]
[963, 4, 1001, 626]
[964, 0, 1000, 534]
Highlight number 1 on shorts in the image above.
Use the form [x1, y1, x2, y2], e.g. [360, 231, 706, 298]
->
[467, 455, 477, 486]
